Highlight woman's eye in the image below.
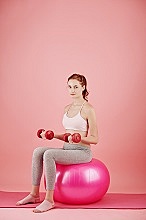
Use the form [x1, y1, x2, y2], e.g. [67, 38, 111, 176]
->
[75, 86, 78, 89]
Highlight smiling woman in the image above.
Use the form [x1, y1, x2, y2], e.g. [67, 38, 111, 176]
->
[16, 72, 98, 213]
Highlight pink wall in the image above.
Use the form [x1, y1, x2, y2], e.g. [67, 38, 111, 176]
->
[0, 0, 146, 193]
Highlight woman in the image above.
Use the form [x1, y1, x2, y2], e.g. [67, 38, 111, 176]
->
[16, 73, 98, 213]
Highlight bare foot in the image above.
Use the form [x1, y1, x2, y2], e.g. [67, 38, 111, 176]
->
[16, 194, 40, 206]
[33, 200, 55, 213]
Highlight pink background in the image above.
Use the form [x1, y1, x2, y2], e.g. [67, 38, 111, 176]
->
[0, 0, 146, 193]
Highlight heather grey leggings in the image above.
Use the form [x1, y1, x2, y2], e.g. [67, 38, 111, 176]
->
[32, 143, 92, 190]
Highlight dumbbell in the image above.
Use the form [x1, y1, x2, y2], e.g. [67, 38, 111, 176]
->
[63, 133, 81, 143]
[37, 129, 54, 140]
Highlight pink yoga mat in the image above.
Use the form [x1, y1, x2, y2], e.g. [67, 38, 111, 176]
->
[0, 191, 146, 209]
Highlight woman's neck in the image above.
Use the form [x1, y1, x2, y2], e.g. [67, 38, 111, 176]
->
[72, 98, 85, 106]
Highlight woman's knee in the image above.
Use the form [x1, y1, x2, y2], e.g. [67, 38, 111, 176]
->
[43, 149, 54, 161]
[32, 147, 45, 159]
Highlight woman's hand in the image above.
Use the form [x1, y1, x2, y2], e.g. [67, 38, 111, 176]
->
[40, 130, 46, 140]
[68, 135, 74, 144]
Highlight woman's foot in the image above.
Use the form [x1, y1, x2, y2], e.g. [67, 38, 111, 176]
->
[16, 194, 40, 206]
[33, 200, 55, 213]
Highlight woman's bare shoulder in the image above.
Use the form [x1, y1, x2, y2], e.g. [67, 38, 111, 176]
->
[83, 102, 96, 119]
[84, 102, 95, 112]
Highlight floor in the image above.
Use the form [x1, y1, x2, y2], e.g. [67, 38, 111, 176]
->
[0, 208, 146, 220]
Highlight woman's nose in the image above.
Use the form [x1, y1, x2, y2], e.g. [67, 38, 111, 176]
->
[71, 88, 75, 92]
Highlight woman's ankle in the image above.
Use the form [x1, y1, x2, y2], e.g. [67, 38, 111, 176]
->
[45, 189, 54, 203]
[45, 197, 54, 204]
[30, 192, 40, 198]
[31, 185, 40, 197]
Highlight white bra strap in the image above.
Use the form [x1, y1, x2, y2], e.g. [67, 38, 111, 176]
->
[66, 104, 72, 114]
[80, 101, 86, 112]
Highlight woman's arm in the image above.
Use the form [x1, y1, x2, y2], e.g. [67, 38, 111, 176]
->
[54, 133, 65, 141]
[81, 107, 98, 145]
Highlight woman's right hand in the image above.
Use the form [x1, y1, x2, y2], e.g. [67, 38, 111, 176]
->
[68, 135, 74, 144]
[40, 130, 46, 140]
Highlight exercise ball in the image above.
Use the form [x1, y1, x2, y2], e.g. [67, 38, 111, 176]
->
[45, 158, 110, 205]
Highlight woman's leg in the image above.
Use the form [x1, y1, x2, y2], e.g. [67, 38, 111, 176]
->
[44, 147, 92, 190]
[33, 146, 92, 213]
[31, 146, 49, 189]
[16, 146, 50, 205]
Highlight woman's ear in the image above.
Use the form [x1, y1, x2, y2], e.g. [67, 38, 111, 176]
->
[82, 85, 85, 91]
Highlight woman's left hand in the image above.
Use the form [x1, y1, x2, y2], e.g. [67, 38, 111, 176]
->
[68, 135, 74, 144]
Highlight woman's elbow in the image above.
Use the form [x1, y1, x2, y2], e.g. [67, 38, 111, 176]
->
[93, 137, 98, 145]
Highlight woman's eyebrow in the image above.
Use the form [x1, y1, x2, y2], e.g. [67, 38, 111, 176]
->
[68, 84, 78, 87]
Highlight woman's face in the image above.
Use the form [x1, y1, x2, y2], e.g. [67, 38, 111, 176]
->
[67, 79, 84, 99]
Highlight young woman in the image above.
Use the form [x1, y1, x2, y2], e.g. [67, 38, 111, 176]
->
[16, 73, 98, 213]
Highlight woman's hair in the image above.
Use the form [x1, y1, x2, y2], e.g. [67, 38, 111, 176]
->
[67, 73, 89, 101]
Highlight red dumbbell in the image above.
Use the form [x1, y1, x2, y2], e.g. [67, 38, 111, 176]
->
[63, 133, 71, 142]
[72, 133, 81, 143]
[45, 130, 54, 140]
[37, 129, 45, 138]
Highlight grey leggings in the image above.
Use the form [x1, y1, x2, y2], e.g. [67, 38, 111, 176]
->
[32, 143, 92, 190]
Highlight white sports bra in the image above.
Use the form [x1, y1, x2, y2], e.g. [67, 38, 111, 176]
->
[62, 101, 88, 132]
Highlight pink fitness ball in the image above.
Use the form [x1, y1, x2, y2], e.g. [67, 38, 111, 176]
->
[45, 158, 110, 205]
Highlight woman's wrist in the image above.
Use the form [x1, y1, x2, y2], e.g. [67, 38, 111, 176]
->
[54, 134, 59, 139]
